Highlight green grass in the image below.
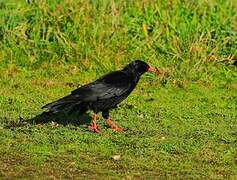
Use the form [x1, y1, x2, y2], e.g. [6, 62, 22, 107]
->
[0, 0, 237, 178]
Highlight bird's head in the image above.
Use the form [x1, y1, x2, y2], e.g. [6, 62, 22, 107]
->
[123, 60, 161, 78]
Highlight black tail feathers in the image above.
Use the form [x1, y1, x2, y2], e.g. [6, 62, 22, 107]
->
[42, 101, 72, 113]
[42, 96, 88, 114]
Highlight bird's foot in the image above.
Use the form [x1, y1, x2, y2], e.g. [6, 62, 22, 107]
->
[106, 119, 123, 132]
[88, 124, 101, 133]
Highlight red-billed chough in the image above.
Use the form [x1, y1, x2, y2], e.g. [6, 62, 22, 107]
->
[42, 60, 160, 133]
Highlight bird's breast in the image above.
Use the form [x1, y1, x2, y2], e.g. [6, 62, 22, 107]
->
[90, 90, 132, 112]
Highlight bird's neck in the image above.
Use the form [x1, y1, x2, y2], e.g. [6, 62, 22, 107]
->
[122, 68, 141, 84]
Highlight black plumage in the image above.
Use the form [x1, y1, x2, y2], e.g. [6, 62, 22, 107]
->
[42, 60, 160, 133]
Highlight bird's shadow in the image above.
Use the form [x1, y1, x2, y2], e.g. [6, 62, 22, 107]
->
[5, 111, 92, 129]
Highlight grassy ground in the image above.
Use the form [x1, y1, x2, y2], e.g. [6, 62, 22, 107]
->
[0, 0, 237, 178]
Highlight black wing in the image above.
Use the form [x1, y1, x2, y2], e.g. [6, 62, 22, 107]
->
[71, 71, 132, 101]
[42, 71, 133, 112]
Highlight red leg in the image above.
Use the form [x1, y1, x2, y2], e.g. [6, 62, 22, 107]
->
[105, 118, 123, 132]
[88, 114, 101, 133]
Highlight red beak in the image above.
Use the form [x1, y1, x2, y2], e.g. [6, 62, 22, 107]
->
[148, 66, 161, 76]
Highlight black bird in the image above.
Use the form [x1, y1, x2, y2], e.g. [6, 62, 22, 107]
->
[42, 60, 160, 133]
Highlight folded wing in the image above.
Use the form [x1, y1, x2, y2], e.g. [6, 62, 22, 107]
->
[42, 71, 132, 112]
